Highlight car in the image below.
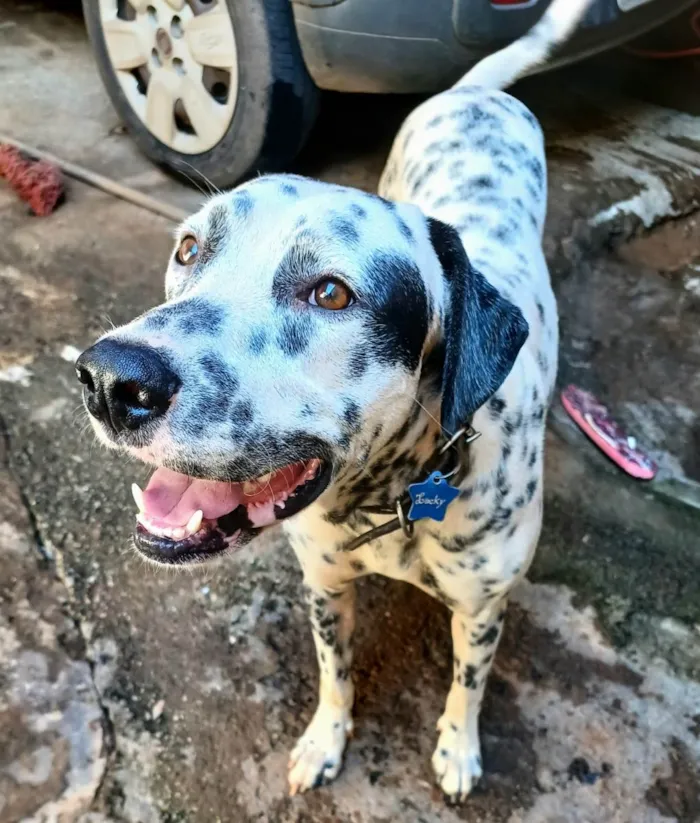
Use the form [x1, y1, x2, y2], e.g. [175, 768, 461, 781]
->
[82, 0, 697, 189]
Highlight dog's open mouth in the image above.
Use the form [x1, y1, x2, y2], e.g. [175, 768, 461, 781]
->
[131, 458, 330, 565]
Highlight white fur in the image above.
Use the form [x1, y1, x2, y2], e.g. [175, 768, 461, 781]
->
[460, 0, 596, 90]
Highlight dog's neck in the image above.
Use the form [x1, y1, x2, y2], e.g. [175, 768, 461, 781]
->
[323, 366, 448, 526]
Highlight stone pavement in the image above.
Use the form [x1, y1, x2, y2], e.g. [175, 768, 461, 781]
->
[1, 3, 700, 822]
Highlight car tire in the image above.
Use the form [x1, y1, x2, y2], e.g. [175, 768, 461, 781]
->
[82, 0, 318, 189]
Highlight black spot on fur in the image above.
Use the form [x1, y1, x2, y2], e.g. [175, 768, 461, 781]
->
[199, 353, 239, 396]
[350, 203, 367, 220]
[247, 327, 268, 355]
[144, 299, 223, 336]
[472, 555, 488, 572]
[490, 224, 517, 245]
[526, 478, 538, 502]
[526, 156, 545, 191]
[350, 559, 365, 573]
[395, 215, 414, 244]
[233, 191, 254, 220]
[457, 175, 497, 198]
[362, 252, 429, 372]
[410, 161, 439, 197]
[330, 215, 360, 246]
[455, 105, 503, 135]
[477, 625, 499, 646]
[462, 665, 478, 689]
[230, 399, 254, 429]
[348, 347, 369, 379]
[496, 160, 515, 176]
[343, 400, 361, 431]
[455, 215, 488, 231]
[280, 183, 299, 197]
[399, 539, 419, 568]
[277, 314, 313, 357]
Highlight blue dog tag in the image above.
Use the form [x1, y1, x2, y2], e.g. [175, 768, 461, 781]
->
[407, 471, 459, 523]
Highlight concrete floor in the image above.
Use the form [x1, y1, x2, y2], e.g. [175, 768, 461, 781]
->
[1, 3, 699, 822]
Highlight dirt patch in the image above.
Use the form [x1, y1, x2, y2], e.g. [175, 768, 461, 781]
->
[498, 604, 642, 705]
[619, 212, 700, 274]
[646, 739, 700, 823]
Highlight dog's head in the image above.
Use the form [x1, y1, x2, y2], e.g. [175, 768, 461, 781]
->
[77, 175, 527, 565]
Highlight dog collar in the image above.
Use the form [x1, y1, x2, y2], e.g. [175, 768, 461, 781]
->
[342, 425, 481, 552]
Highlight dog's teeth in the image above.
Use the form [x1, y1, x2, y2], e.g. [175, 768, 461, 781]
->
[172, 527, 185, 541]
[131, 483, 145, 512]
[162, 527, 173, 538]
[185, 510, 203, 535]
[275, 500, 285, 510]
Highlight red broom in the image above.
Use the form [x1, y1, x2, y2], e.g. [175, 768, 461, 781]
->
[0, 144, 64, 216]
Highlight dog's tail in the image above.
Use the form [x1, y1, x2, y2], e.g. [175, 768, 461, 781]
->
[456, 0, 596, 91]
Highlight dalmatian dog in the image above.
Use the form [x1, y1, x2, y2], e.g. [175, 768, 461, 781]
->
[76, 0, 593, 801]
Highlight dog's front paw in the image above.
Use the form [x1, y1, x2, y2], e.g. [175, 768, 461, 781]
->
[432, 721, 483, 803]
[288, 706, 353, 795]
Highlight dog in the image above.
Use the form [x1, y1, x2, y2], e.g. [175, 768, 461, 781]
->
[76, 0, 593, 801]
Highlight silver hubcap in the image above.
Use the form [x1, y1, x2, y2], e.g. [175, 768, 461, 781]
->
[99, 0, 238, 154]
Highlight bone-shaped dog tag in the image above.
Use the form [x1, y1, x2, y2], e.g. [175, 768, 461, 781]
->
[407, 471, 459, 523]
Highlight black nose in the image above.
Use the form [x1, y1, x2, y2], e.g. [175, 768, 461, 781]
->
[76, 339, 180, 434]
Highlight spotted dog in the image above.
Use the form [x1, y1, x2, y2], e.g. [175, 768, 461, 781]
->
[77, 0, 593, 802]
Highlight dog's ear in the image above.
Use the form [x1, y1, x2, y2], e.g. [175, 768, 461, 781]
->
[427, 218, 529, 432]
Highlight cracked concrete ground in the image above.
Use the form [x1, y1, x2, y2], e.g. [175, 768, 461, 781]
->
[1, 2, 700, 821]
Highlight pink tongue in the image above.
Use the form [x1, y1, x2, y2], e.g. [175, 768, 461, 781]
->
[142, 467, 242, 527]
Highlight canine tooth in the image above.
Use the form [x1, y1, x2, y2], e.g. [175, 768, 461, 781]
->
[172, 527, 185, 540]
[257, 471, 273, 485]
[186, 510, 203, 535]
[242, 480, 258, 496]
[131, 483, 145, 512]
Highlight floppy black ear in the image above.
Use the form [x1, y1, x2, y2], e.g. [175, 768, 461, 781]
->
[427, 218, 529, 433]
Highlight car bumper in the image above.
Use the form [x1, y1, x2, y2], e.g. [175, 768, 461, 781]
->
[291, 0, 699, 93]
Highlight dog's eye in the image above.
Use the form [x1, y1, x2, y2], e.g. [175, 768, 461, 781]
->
[175, 235, 199, 266]
[308, 279, 354, 311]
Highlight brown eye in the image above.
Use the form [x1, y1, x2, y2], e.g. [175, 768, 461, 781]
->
[309, 279, 354, 311]
[175, 235, 199, 266]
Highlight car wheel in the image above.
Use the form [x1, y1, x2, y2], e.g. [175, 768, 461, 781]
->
[82, 0, 318, 189]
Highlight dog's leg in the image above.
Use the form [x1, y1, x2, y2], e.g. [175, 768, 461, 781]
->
[288, 579, 356, 794]
[432, 597, 507, 802]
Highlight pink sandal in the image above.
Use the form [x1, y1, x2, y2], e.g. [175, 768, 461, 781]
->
[561, 385, 657, 480]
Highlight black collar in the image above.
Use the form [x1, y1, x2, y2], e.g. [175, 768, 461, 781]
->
[341, 425, 481, 552]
